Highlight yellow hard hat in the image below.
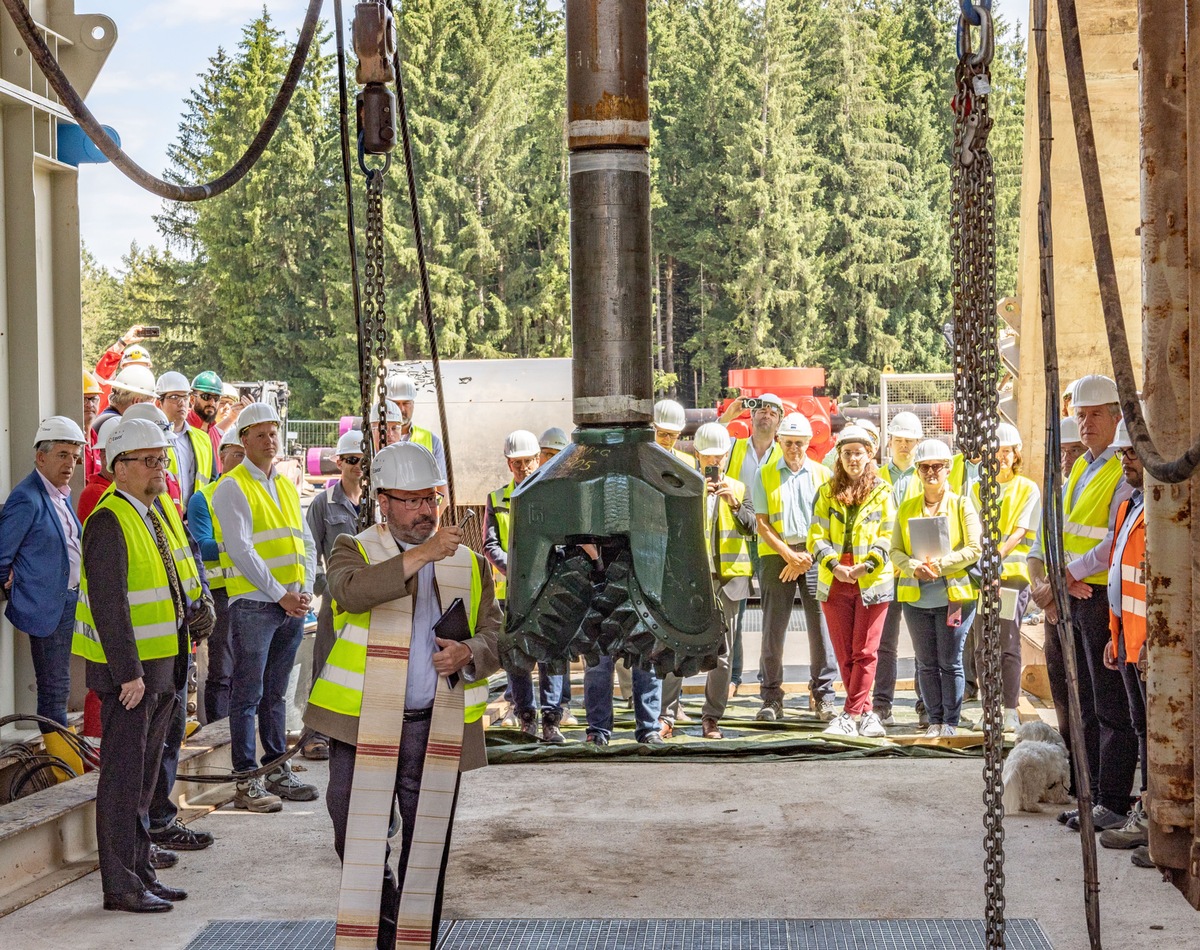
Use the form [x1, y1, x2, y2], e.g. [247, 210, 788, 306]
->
[83, 369, 103, 395]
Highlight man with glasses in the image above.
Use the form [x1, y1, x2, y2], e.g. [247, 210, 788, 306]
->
[156, 371, 217, 513]
[212, 403, 318, 812]
[83, 370, 104, 479]
[301, 429, 367, 760]
[188, 371, 227, 455]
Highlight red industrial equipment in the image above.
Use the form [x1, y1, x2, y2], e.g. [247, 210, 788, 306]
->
[717, 368, 837, 461]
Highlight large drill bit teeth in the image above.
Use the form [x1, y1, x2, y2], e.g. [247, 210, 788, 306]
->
[499, 551, 595, 674]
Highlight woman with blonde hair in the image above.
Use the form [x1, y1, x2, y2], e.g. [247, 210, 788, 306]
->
[809, 426, 895, 738]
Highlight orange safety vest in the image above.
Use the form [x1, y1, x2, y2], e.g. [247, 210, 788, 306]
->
[1108, 498, 1146, 663]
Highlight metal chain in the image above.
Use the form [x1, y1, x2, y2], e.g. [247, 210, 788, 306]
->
[951, 6, 1006, 948]
[358, 167, 390, 529]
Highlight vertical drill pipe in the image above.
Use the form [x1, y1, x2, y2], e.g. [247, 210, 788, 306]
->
[566, 0, 653, 426]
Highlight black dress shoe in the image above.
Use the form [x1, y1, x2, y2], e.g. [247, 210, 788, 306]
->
[149, 845, 178, 869]
[103, 890, 174, 913]
[147, 880, 188, 902]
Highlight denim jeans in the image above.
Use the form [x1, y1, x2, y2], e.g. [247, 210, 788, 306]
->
[228, 600, 304, 773]
[583, 655, 661, 741]
[26, 590, 78, 731]
[507, 663, 566, 722]
[902, 602, 973, 727]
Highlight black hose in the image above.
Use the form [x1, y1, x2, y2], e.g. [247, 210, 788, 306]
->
[1055, 0, 1200, 484]
[1, 0, 325, 202]
[11, 758, 77, 800]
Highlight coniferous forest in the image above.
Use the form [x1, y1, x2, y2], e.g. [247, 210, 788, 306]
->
[82, 1, 1026, 417]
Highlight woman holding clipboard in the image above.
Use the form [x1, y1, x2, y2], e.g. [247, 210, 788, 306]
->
[890, 439, 982, 737]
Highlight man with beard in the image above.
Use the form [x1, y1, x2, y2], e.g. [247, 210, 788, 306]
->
[306, 442, 500, 950]
[188, 371, 226, 455]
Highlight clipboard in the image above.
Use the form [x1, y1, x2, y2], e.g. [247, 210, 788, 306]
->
[908, 515, 951, 560]
[434, 597, 471, 688]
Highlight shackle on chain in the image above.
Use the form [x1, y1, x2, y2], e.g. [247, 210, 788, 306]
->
[354, 0, 396, 171]
[959, 0, 992, 26]
[956, 3, 995, 67]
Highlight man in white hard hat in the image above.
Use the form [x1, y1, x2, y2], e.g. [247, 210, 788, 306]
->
[659, 422, 757, 739]
[0, 417, 86, 737]
[873, 410, 928, 727]
[212, 402, 319, 812]
[122, 404, 186, 518]
[156, 371, 217, 512]
[80, 416, 123, 521]
[306, 442, 500, 950]
[92, 324, 155, 413]
[484, 430, 566, 740]
[653, 398, 695, 467]
[73, 417, 210, 912]
[385, 371, 447, 479]
[1049, 374, 1137, 832]
[94, 365, 158, 436]
[538, 426, 570, 466]
[1059, 413, 1086, 473]
[752, 413, 838, 722]
[301, 429, 367, 760]
[188, 427, 247, 728]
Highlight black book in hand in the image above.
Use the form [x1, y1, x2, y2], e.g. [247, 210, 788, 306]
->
[434, 598, 471, 688]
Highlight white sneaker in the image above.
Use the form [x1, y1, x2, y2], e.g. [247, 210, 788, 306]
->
[857, 711, 887, 738]
[823, 712, 858, 736]
[924, 725, 943, 738]
[1003, 708, 1020, 732]
[940, 724, 957, 737]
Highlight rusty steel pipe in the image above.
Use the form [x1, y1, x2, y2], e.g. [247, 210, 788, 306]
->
[566, 0, 653, 426]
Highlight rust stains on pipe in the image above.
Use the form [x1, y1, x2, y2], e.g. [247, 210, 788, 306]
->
[566, 0, 649, 150]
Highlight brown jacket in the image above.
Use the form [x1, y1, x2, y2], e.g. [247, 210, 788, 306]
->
[303, 532, 502, 771]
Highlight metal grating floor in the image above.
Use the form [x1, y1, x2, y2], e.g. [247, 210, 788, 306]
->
[185, 918, 1053, 949]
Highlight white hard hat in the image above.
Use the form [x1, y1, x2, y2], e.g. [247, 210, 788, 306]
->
[94, 416, 122, 452]
[109, 365, 157, 398]
[692, 422, 733, 456]
[889, 411, 924, 440]
[33, 415, 85, 447]
[386, 373, 417, 402]
[219, 426, 243, 450]
[1071, 374, 1119, 408]
[996, 422, 1022, 448]
[369, 401, 402, 423]
[154, 371, 191, 396]
[653, 399, 686, 433]
[539, 427, 570, 452]
[237, 402, 282, 438]
[777, 413, 813, 438]
[1111, 419, 1133, 450]
[122, 402, 171, 432]
[913, 439, 953, 464]
[120, 344, 152, 368]
[336, 430, 365, 456]
[859, 419, 880, 438]
[106, 418, 170, 472]
[1060, 415, 1082, 444]
[504, 429, 541, 459]
[836, 425, 874, 450]
[756, 393, 784, 413]
[221, 383, 239, 400]
[371, 442, 446, 492]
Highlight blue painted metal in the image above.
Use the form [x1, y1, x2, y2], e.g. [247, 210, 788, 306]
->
[56, 123, 120, 166]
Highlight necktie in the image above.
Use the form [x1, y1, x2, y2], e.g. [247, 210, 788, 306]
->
[149, 508, 186, 627]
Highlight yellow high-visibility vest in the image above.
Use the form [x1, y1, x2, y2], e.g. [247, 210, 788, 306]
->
[218, 464, 306, 596]
[758, 459, 830, 558]
[973, 474, 1040, 583]
[1063, 453, 1124, 585]
[708, 478, 752, 579]
[487, 480, 515, 600]
[893, 492, 978, 603]
[728, 437, 781, 488]
[308, 536, 488, 724]
[808, 480, 895, 605]
[73, 494, 201, 664]
[167, 425, 215, 495]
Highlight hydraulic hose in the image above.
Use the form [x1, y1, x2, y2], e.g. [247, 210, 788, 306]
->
[1, 0, 325, 202]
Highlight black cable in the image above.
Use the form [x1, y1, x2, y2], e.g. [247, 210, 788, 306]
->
[11, 758, 77, 800]
[385, 0, 457, 513]
[173, 728, 313, 784]
[1, 0, 325, 202]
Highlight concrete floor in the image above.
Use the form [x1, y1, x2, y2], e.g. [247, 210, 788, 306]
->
[1, 757, 1197, 950]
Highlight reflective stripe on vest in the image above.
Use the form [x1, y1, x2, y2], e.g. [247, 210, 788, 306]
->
[488, 481, 514, 600]
[893, 492, 978, 603]
[218, 464, 306, 596]
[1109, 499, 1147, 663]
[757, 459, 829, 558]
[810, 480, 895, 605]
[73, 494, 200, 664]
[709, 478, 752, 579]
[728, 438, 781, 488]
[1063, 453, 1124, 584]
[308, 537, 488, 724]
[167, 425, 215, 495]
[974, 475, 1039, 583]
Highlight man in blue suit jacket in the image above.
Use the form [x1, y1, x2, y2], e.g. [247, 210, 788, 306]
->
[0, 416, 87, 732]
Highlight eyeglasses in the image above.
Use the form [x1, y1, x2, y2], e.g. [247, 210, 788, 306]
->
[193, 392, 219, 402]
[119, 454, 169, 470]
[379, 492, 442, 510]
[83, 395, 101, 405]
[161, 393, 190, 403]
[918, 463, 948, 474]
[340, 456, 363, 466]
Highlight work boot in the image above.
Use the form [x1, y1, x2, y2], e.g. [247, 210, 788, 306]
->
[301, 733, 330, 761]
[265, 763, 319, 802]
[701, 717, 723, 739]
[1099, 801, 1148, 850]
[149, 845, 178, 870]
[1067, 803, 1126, 832]
[234, 777, 283, 813]
[755, 701, 783, 722]
[150, 818, 214, 851]
[518, 710, 539, 741]
[1130, 846, 1155, 869]
[540, 716, 565, 745]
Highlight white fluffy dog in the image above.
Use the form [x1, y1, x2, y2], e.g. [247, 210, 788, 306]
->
[1002, 721, 1072, 813]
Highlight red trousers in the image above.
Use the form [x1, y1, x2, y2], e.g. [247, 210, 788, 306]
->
[821, 555, 890, 716]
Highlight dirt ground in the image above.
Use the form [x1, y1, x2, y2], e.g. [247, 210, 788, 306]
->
[0, 756, 1196, 949]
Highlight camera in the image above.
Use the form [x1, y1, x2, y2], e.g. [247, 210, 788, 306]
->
[137, 326, 162, 338]
[704, 464, 720, 483]
[742, 397, 761, 411]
